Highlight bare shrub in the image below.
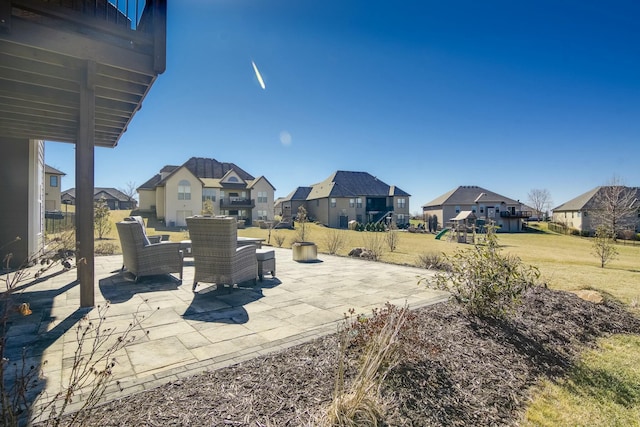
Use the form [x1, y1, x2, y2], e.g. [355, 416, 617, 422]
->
[35, 303, 153, 426]
[273, 231, 286, 248]
[416, 251, 450, 271]
[324, 229, 347, 255]
[424, 224, 539, 319]
[385, 228, 400, 252]
[94, 242, 117, 255]
[320, 305, 410, 426]
[361, 232, 385, 261]
[1, 238, 151, 426]
[592, 226, 618, 268]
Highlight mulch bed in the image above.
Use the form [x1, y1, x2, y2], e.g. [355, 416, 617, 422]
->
[80, 286, 640, 426]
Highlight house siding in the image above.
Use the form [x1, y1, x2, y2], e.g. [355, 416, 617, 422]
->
[0, 138, 43, 267]
[138, 189, 156, 211]
[45, 171, 62, 211]
[165, 168, 201, 227]
[251, 178, 275, 222]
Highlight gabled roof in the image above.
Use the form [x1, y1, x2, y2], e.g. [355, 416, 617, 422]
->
[306, 171, 410, 200]
[282, 187, 313, 202]
[45, 164, 66, 175]
[62, 187, 131, 201]
[423, 186, 520, 208]
[247, 176, 276, 190]
[137, 174, 163, 190]
[181, 157, 254, 181]
[552, 187, 602, 211]
[141, 157, 256, 189]
[553, 186, 640, 211]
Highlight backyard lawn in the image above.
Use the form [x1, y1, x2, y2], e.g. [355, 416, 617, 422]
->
[79, 211, 640, 425]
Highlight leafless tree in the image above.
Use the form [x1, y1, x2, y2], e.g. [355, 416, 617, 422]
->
[592, 226, 618, 268]
[527, 189, 552, 220]
[590, 176, 639, 239]
[119, 181, 138, 205]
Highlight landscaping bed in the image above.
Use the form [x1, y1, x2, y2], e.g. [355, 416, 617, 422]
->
[82, 286, 640, 426]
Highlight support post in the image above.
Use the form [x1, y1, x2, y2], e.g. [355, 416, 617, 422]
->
[76, 60, 96, 308]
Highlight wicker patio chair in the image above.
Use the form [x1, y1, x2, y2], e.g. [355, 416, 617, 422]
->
[186, 216, 257, 291]
[124, 216, 169, 243]
[116, 221, 183, 282]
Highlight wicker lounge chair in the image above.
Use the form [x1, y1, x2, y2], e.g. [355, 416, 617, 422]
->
[124, 216, 169, 243]
[116, 221, 183, 282]
[186, 216, 257, 291]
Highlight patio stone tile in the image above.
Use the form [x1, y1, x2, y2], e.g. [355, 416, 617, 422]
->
[198, 324, 253, 343]
[176, 331, 214, 349]
[3, 248, 448, 417]
[257, 325, 307, 342]
[126, 336, 192, 375]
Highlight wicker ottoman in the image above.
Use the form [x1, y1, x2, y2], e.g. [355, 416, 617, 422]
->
[255, 248, 276, 281]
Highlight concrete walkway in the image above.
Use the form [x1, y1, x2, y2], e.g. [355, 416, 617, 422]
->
[4, 248, 447, 415]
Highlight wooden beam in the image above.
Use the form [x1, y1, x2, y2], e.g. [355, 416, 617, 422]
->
[76, 60, 96, 308]
[0, 19, 154, 75]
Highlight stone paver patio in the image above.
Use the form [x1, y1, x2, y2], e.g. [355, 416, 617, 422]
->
[3, 247, 447, 416]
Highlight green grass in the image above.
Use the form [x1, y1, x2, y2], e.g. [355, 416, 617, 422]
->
[522, 334, 640, 427]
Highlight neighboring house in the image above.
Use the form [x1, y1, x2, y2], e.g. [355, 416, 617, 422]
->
[552, 186, 640, 234]
[422, 186, 531, 232]
[61, 188, 137, 210]
[280, 171, 411, 228]
[138, 157, 275, 227]
[45, 165, 65, 211]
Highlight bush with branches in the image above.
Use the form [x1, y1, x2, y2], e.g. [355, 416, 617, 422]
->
[324, 229, 347, 255]
[425, 224, 539, 319]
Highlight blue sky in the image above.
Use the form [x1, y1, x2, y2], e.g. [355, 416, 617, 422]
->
[46, 0, 640, 213]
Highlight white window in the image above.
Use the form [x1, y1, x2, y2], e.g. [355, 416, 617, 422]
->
[397, 198, 406, 209]
[49, 175, 58, 187]
[455, 205, 460, 214]
[202, 188, 216, 202]
[178, 180, 191, 200]
[330, 198, 336, 208]
[356, 198, 362, 208]
[349, 198, 355, 208]
[397, 214, 406, 224]
[257, 210, 268, 220]
[257, 191, 268, 203]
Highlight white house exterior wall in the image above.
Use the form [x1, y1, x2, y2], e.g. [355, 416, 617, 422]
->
[156, 186, 166, 220]
[138, 189, 155, 211]
[251, 178, 275, 222]
[164, 168, 201, 227]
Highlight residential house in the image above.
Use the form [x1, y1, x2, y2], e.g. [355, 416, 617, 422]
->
[61, 188, 137, 210]
[281, 171, 410, 228]
[138, 157, 275, 227]
[45, 165, 65, 211]
[552, 186, 640, 234]
[422, 186, 531, 232]
[0, 0, 166, 306]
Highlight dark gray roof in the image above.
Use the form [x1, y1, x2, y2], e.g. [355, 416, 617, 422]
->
[61, 187, 130, 201]
[137, 174, 163, 190]
[139, 158, 256, 190]
[45, 164, 65, 175]
[423, 186, 520, 208]
[282, 187, 313, 202]
[307, 171, 410, 200]
[180, 157, 254, 181]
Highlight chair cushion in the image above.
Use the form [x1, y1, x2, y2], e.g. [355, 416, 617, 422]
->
[255, 248, 275, 261]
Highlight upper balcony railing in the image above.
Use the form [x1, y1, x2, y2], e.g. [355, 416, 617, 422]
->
[15, 0, 150, 30]
[9, 0, 167, 72]
[220, 198, 256, 209]
[500, 211, 532, 218]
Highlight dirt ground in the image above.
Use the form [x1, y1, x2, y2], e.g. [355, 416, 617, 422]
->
[75, 286, 640, 426]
